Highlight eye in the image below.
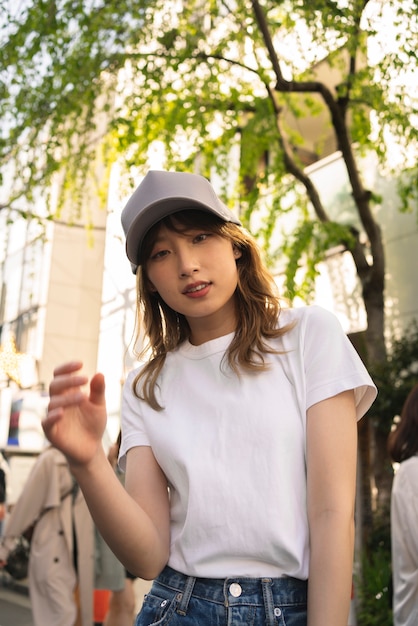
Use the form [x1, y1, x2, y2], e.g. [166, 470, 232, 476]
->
[193, 233, 211, 243]
[149, 248, 169, 260]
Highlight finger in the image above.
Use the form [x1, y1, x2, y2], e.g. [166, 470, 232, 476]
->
[89, 373, 106, 406]
[49, 374, 88, 396]
[53, 361, 84, 377]
[47, 389, 86, 413]
[42, 408, 64, 430]
[42, 411, 66, 441]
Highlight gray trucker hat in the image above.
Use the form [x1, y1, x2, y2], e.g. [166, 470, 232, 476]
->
[121, 170, 241, 272]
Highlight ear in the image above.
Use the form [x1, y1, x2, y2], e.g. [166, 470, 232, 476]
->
[233, 246, 242, 259]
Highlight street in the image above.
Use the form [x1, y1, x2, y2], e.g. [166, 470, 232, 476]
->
[0, 586, 33, 626]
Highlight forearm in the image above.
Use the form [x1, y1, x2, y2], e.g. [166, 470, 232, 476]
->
[306, 390, 358, 626]
[43, 364, 170, 579]
[307, 511, 355, 626]
[70, 448, 169, 580]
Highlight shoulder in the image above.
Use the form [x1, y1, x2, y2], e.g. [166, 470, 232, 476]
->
[278, 305, 349, 364]
[125, 361, 148, 382]
[279, 304, 343, 339]
[395, 456, 418, 487]
[392, 460, 418, 517]
[123, 363, 147, 393]
[280, 304, 340, 324]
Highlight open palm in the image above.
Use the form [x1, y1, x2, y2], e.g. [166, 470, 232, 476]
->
[43, 362, 107, 467]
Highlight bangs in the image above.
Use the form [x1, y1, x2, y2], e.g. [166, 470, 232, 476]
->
[140, 209, 228, 264]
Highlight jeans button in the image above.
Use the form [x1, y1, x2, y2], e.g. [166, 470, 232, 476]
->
[229, 583, 242, 597]
[274, 607, 282, 616]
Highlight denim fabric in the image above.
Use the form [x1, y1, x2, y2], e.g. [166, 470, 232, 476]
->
[135, 566, 307, 626]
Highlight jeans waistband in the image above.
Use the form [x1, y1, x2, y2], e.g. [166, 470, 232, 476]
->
[154, 565, 308, 607]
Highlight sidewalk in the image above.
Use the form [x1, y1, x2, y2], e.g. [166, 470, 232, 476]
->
[0, 574, 151, 626]
[0, 578, 33, 626]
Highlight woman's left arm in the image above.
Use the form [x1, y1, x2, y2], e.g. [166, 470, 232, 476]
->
[306, 389, 357, 626]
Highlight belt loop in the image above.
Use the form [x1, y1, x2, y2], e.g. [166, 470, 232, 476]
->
[261, 578, 275, 626]
[176, 575, 196, 615]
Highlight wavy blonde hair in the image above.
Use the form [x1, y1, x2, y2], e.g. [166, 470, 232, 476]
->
[132, 210, 294, 409]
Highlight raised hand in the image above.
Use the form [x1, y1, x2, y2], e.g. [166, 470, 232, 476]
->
[43, 361, 107, 468]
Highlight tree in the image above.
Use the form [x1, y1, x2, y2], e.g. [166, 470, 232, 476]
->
[1, 0, 417, 520]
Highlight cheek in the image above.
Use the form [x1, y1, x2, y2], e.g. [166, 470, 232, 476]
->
[147, 271, 175, 299]
[217, 259, 240, 295]
[224, 254, 240, 278]
[145, 266, 164, 293]
[143, 272, 157, 293]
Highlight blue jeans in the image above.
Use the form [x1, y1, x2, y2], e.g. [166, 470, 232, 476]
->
[135, 566, 308, 625]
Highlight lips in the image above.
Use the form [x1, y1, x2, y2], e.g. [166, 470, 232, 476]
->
[182, 282, 211, 296]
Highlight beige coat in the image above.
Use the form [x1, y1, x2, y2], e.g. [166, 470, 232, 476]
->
[0, 447, 94, 626]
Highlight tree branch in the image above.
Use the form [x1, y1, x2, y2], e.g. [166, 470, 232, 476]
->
[250, 0, 384, 287]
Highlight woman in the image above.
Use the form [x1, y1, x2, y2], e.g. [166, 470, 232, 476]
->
[43, 170, 376, 626]
[388, 383, 418, 626]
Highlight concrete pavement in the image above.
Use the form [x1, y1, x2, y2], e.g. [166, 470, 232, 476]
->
[0, 583, 33, 626]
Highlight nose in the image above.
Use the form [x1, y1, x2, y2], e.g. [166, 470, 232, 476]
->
[177, 248, 199, 278]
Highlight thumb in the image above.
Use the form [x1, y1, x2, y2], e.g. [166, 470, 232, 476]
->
[89, 373, 106, 406]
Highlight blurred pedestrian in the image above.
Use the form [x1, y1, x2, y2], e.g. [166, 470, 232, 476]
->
[0, 450, 8, 536]
[94, 523, 125, 625]
[388, 382, 418, 626]
[102, 432, 137, 626]
[104, 575, 137, 626]
[0, 446, 94, 626]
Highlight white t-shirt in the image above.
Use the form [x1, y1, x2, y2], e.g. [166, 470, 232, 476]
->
[119, 305, 376, 579]
[391, 455, 418, 626]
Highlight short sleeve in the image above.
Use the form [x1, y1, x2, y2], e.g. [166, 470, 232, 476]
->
[299, 306, 377, 418]
[281, 305, 377, 419]
[118, 369, 151, 471]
